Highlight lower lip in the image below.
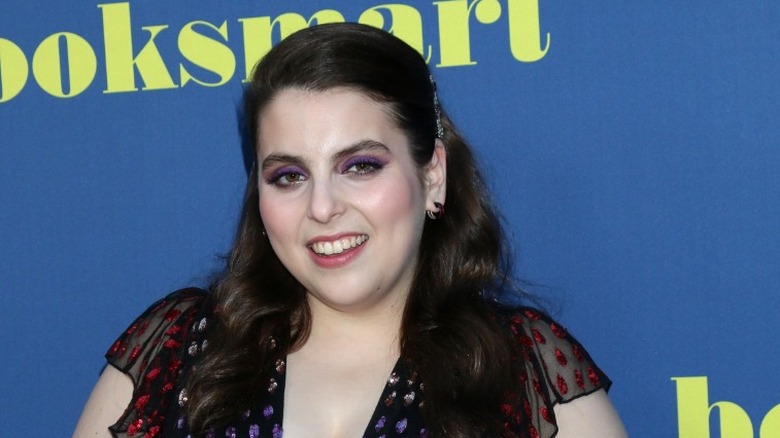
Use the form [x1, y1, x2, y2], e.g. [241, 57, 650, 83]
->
[308, 241, 367, 268]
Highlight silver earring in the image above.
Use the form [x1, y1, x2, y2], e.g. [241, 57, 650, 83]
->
[426, 202, 444, 220]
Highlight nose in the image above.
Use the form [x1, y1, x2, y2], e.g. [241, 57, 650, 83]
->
[306, 177, 345, 223]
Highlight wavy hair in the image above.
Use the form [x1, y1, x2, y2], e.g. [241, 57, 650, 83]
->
[185, 23, 519, 437]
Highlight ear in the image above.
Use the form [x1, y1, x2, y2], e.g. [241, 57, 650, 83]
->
[424, 139, 447, 210]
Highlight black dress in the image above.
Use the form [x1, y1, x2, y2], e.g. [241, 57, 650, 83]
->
[106, 288, 611, 438]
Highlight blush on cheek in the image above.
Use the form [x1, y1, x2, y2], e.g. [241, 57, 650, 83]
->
[365, 185, 415, 217]
[258, 195, 291, 239]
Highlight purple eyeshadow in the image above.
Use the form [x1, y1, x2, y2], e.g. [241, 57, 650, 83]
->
[340, 155, 387, 173]
[266, 165, 305, 184]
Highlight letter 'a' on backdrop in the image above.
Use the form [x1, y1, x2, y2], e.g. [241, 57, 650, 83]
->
[1, 1, 779, 436]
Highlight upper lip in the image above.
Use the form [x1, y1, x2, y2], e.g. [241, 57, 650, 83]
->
[306, 233, 369, 256]
[306, 232, 367, 246]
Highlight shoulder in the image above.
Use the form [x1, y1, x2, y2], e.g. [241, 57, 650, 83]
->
[493, 304, 611, 402]
[105, 287, 213, 384]
[102, 287, 213, 436]
[488, 303, 616, 437]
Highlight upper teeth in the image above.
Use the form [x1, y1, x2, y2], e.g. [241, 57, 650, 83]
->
[310, 235, 368, 255]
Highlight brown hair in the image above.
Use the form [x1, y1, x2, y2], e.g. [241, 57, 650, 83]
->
[185, 23, 518, 437]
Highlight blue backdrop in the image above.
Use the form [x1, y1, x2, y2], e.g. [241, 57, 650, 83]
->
[2, 1, 779, 436]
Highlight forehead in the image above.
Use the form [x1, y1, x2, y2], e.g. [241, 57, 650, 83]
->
[256, 88, 405, 157]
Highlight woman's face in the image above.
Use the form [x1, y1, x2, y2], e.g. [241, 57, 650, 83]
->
[256, 88, 446, 315]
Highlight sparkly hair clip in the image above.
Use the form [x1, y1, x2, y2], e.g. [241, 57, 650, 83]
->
[430, 75, 445, 139]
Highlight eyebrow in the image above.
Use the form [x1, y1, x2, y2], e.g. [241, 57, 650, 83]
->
[261, 140, 390, 171]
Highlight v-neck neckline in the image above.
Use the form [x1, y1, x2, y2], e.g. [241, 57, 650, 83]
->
[268, 355, 425, 437]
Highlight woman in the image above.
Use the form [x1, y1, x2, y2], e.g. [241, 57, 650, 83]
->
[75, 23, 626, 438]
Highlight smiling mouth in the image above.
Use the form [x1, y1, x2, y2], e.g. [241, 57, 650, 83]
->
[309, 235, 368, 256]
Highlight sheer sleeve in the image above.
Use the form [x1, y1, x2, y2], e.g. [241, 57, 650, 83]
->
[104, 288, 211, 438]
[501, 307, 612, 438]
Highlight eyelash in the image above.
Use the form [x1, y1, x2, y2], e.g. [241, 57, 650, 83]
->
[340, 156, 385, 175]
[266, 167, 307, 187]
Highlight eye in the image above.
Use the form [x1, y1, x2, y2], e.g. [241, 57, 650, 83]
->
[342, 156, 385, 175]
[266, 167, 308, 187]
[348, 162, 378, 174]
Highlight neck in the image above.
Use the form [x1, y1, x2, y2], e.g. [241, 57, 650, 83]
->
[294, 294, 406, 365]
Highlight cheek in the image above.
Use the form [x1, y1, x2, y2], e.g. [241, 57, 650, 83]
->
[258, 192, 296, 237]
[258, 193, 306, 267]
[359, 176, 424, 222]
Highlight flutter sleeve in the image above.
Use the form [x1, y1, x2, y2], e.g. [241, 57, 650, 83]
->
[501, 307, 612, 438]
[105, 288, 212, 438]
